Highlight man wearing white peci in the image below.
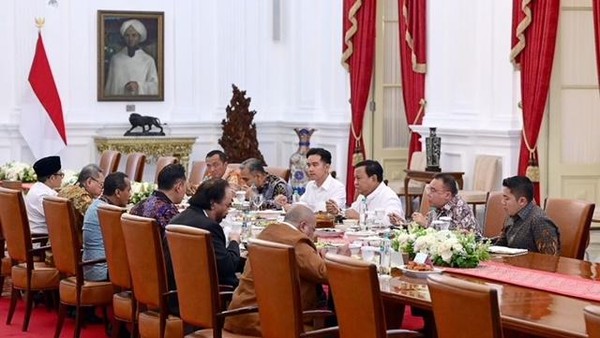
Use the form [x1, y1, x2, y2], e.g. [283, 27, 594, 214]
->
[328, 160, 404, 226]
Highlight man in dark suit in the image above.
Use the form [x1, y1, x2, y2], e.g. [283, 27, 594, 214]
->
[167, 179, 241, 289]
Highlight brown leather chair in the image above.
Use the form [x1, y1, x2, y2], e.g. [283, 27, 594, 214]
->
[154, 156, 178, 184]
[544, 198, 595, 259]
[165, 224, 257, 337]
[188, 160, 207, 186]
[325, 254, 421, 338]
[99, 150, 122, 174]
[265, 166, 291, 182]
[125, 152, 146, 183]
[0, 216, 13, 295]
[0, 187, 59, 331]
[246, 238, 337, 338]
[459, 155, 502, 215]
[483, 191, 506, 239]
[43, 196, 114, 338]
[121, 214, 182, 338]
[1, 180, 23, 191]
[97, 204, 137, 338]
[584, 305, 600, 338]
[427, 274, 502, 338]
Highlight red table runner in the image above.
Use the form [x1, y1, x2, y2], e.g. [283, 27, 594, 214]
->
[445, 260, 600, 302]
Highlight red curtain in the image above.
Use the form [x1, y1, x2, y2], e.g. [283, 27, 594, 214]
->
[510, 0, 560, 203]
[398, 0, 427, 167]
[341, 0, 376, 203]
[593, 0, 600, 88]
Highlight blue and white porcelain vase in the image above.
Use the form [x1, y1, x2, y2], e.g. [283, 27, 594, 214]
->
[289, 128, 315, 195]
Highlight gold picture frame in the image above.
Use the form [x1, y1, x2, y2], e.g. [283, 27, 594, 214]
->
[97, 10, 164, 101]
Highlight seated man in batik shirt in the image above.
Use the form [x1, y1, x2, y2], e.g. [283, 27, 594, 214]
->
[130, 163, 187, 232]
[239, 158, 292, 210]
[58, 164, 105, 235]
[494, 175, 560, 255]
[405, 173, 480, 236]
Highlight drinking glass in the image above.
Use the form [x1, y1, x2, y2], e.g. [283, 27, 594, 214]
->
[252, 194, 264, 210]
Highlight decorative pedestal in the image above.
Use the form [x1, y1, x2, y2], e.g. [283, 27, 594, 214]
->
[289, 128, 315, 195]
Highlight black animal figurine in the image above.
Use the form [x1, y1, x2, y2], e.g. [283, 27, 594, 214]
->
[124, 113, 165, 136]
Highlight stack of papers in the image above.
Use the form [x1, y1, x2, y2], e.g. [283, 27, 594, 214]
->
[488, 246, 528, 255]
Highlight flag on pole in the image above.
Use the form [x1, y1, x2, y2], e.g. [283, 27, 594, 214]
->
[19, 31, 67, 159]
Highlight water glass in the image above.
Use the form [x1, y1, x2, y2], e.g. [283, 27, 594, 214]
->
[252, 194, 264, 210]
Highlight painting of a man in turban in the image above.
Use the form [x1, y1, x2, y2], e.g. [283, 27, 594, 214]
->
[98, 11, 164, 101]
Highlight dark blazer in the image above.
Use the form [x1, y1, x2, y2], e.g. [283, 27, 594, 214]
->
[168, 205, 241, 288]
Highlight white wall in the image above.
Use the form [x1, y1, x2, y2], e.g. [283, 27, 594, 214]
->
[416, 0, 522, 189]
[0, 0, 351, 181]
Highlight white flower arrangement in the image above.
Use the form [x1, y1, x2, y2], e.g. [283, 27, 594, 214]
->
[130, 181, 157, 204]
[0, 161, 37, 182]
[392, 224, 490, 268]
[60, 170, 80, 188]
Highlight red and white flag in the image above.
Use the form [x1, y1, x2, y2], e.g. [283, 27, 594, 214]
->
[19, 32, 67, 159]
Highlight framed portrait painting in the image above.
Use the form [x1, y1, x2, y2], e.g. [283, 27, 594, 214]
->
[98, 10, 164, 101]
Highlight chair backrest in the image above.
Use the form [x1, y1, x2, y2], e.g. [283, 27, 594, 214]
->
[99, 150, 122, 174]
[247, 238, 303, 338]
[154, 156, 178, 183]
[165, 225, 220, 329]
[125, 152, 146, 182]
[584, 305, 600, 338]
[187, 161, 207, 186]
[427, 274, 502, 338]
[325, 254, 386, 338]
[97, 204, 130, 289]
[265, 166, 291, 182]
[544, 198, 595, 259]
[43, 196, 81, 277]
[121, 213, 167, 309]
[409, 151, 426, 171]
[471, 155, 502, 191]
[1, 180, 23, 191]
[483, 191, 506, 238]
[0, 187, 31, 263]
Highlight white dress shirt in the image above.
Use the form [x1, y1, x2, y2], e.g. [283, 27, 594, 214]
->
[349, 182, 404, 226]
[299, 174, 346, 212]
[24, 181, 58, 234]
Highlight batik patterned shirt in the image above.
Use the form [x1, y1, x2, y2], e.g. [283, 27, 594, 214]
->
[495, 202, 560, 255]
[129, 190, 179, 231]
[259, 174, 292, 209]
[429, 195, 480, 235]
[58, 184, 94, 217]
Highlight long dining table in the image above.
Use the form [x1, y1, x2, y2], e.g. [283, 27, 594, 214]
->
[380, 252, 600, 338]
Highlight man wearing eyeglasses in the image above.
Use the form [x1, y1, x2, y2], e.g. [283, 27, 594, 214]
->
[25, 155, 64, 235]
[58, 164, 105, 234]
[411, 173, 479, 234]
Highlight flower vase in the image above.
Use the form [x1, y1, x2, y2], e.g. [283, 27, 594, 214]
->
[289, 128, 316, 195]
[425, 127, 441, 172]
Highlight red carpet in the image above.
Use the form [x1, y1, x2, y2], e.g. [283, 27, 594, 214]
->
[0, 296, 107, 338]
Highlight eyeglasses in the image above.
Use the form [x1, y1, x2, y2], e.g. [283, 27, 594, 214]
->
[53, 172, 65, 178]
[90, 177, 104, 188]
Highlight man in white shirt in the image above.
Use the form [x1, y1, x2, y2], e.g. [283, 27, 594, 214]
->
[329, 160, 404, 226]
[25, 156, 64, 234]
[279, 148, 345, 212]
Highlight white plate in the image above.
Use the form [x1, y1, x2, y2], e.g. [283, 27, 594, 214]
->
[315, 228, 345, 238]
[256, 210, 282, 220]
[398, 265, 442, 278]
